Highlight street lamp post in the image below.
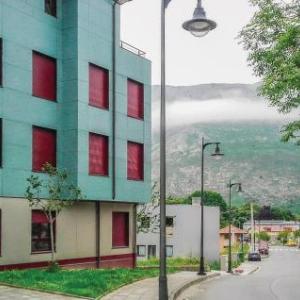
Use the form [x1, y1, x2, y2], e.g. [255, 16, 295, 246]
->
[198, 137, 223, 275]
[160, 0, 217, 298]
[227, 180, 242, 273]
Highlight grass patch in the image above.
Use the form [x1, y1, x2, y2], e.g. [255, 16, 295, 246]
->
[137, 257, 220, 271]
[0, 268, 172, 299]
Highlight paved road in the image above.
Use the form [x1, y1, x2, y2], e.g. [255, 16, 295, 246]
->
[179, 247, 300, 300]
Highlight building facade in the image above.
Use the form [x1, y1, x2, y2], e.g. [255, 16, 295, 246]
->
[219, 225, 246, 252]
[137, 205, 220, 262]
[0, 0, 151, 270]
[243, 220, 300, 243]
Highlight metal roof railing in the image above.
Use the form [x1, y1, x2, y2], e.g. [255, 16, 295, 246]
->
[120, 41, 146, 57]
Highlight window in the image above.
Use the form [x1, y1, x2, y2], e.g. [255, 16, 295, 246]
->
[32, 51, 56, 101]
[89, 133, 109, 176]
[166, 216, 174, 236]
[31, 210, 56, 253]
[137, 245, 146, 257]
[127, 142, 144, 181]
[112, 212, 129, 248]
[89, 64, 109, 109]
[148, 245, 156, 258]
[45, 0, 56, 17]
[32, 126, 56, 172]
[127, 79, 144, 119]
[166, 245, 173, 257]
[0, 119, 2, 168]
[0, 38, 2, 86]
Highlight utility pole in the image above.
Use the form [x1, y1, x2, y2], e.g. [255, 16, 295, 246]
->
[250, 202, 255, 252]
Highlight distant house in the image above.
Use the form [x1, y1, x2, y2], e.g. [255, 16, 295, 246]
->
[243, 220, 300, 242]
[137, 204, 220, 262]
[219, 225, 246, 251]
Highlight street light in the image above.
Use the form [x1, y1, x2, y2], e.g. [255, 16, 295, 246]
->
[160, 1, 217, 299]
[182, 0, 217, 37]
[198, 138, 224, 276]
[227, 180, 242, 273]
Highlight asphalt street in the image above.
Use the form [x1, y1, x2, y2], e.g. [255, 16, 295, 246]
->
[178, 246, 300, 300]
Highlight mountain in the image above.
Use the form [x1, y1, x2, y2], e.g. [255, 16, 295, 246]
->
[151, 83, 300, 212]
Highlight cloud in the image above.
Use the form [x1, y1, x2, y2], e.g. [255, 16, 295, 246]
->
[152, 98, 299, 131]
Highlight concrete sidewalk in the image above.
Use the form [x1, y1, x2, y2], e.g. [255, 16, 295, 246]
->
[101, 272, 220, 300]
[233, 262, 260, 276]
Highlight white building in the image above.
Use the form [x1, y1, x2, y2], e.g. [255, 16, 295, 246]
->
[136, 203, 220, 262]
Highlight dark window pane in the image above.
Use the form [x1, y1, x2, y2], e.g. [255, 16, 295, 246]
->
[45, 0, 56, 17]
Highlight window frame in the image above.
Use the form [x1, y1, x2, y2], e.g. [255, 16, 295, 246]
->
[137, 245, 146, 257]
[31, 210, 56, 254]
[147, 245, 156, 258]
[32, 51, 57, 102]
[32, 126, 57, 172]
[127, 141, 144, 181]
[45, 0, 57, 17]
[0, 119, 2, 168]
[89, 132, 109, 176]
[89, 63, 109, 110]
[127, 79, 144, 120]
[112, 212, 130, 248]
[166, 245, 174, 257]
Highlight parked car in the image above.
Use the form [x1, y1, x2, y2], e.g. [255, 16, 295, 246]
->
[248, 252, 262, 261]
[258, 241, 269, 255]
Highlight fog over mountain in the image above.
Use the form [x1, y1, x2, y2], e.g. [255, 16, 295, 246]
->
[151, 83, 300, 212]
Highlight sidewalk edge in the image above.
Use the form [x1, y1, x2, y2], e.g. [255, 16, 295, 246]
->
[170, 272, 221, 300]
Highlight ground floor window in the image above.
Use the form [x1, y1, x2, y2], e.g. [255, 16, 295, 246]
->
[137, 245, 146, 257]
[148, 245, 156, 258]
[31, 210, 56, 253]
[112, 212, 129, 248]
[166, 245, 174, 257]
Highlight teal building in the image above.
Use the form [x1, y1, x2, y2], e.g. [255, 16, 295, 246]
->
[0, 0, 151, 269]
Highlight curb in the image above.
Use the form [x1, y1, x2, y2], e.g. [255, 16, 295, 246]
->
[248, 266, 259, 275]
[170, 272, 220, 300]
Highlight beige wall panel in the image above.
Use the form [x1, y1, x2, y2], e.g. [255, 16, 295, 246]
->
[100, 203, 134, 256]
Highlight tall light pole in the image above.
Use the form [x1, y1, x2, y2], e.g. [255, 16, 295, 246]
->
[198, 138, 223, 275]
[160, 0, 217, 298]
[227, 180, 242, 273]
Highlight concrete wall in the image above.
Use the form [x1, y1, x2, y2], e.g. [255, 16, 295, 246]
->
[0, 198, 135, 268]
[137, 205, 220, 262]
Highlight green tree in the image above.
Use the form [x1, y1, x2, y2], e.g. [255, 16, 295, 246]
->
[239, 0, 300, 144]
[25, 163, 83, 267]
[257, 231, 271, 242]
[136, 182, 160, 233]
[277, 231, 289, 244]
[188, 190, 227, 212]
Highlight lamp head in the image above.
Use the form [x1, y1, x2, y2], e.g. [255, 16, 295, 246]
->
[237, 184, 243, 193]
[182, 0, 217, 38]
[114, 0, 132, 5]
[211, 143, 224, 157]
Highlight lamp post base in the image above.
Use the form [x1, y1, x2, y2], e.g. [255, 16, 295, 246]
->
[198, 271, 207, 276]
[159, 275, 168, 300]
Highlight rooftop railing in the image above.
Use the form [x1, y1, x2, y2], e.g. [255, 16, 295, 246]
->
[120, 41, 146, 57]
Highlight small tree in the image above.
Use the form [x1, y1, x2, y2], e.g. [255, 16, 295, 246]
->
[277, 231, 289, 245]
[25, 163, 83, 267]
[137, 182, 160, 233]
[257, 231, 271, 242]
[294, 229, 300, 247]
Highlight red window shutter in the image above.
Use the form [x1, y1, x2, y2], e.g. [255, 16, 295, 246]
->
[128, 79, 144, 119]
[112, 212, 129, 247]
[32, 127, 56, 172]
[89, 64, 109, 109]
[127, 142, 144, 180]
[89, 133, 109, 176]
[32, 211, 48, 224]
[33, 52, 56, 101]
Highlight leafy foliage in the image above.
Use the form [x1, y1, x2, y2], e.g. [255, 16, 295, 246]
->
[136, 182, 160, 233]
[239, 0, 300, 143]
[256, 231, 271, 241]
[25, 163, 83, 265]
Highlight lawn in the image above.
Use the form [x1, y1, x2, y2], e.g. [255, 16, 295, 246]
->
[0, 268, 167, 299]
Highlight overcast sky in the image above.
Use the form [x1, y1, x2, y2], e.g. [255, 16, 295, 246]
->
[121, 0, 257, 86]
